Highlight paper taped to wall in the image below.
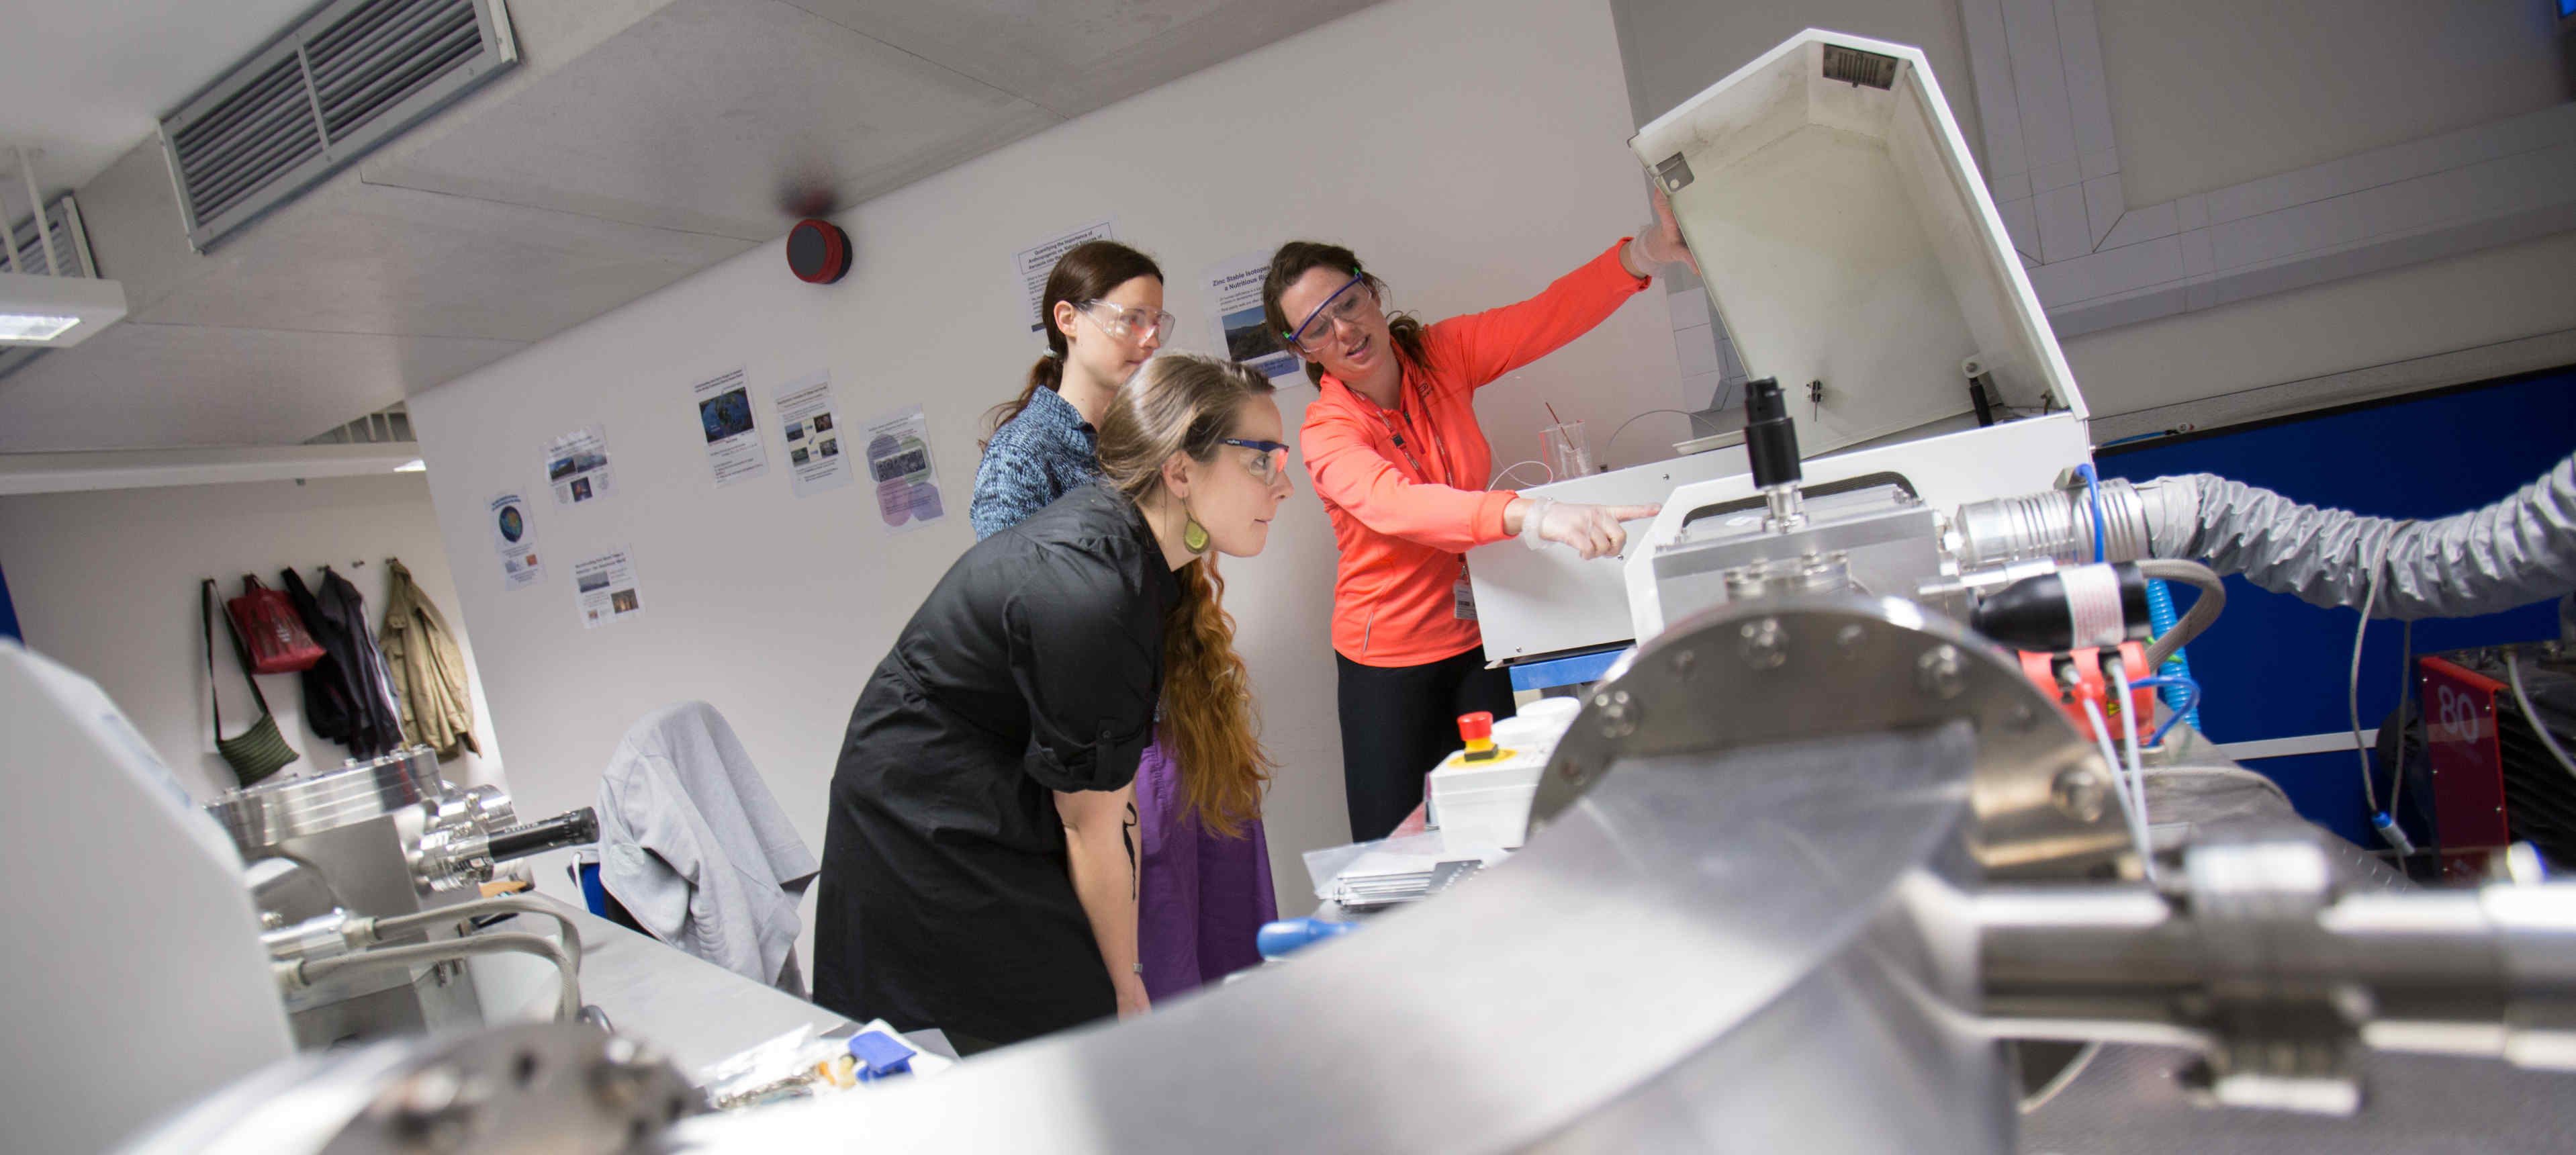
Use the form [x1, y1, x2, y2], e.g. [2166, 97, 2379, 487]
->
[543, 425, 614, 506]
[1203, 250, 1301, 383]
[773, 370, 854, 499]
[487, 491, 543, 590]
[693, 367, 770, 487]
[863, 406, 945, 533]
[573, 547, 644, 629]
[1012, 219, 1116, 340]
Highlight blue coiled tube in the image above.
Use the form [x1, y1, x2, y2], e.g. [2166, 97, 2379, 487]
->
[2143, 578, 2202, 731]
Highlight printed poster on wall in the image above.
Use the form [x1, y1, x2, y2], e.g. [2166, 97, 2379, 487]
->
[572, 547, 645, 630]
[543, 424, 614, 506]
[1203, 250, 1303, 382]
[863, 405, 945, 533]
[486, 491, 543, 590]
[692, 367, 770, 486]
[685, 369, 762, 484]
[772, 369, 854, 499]
[1011, 218, 1116, 340]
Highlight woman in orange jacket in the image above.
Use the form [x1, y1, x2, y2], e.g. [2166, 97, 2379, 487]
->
[1261, 189, 1696, 841]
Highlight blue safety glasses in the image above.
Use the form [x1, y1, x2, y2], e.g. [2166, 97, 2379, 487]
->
[1284, 273, 1374, 355]
[1218, 437, 1293, 484]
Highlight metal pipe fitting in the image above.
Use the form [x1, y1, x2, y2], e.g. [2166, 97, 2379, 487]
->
[1761, 483, 1808, 532]
[1953, 477, 2156, 569]
[260, 909, 367, 964]
[1978, 837, 2576, 1113]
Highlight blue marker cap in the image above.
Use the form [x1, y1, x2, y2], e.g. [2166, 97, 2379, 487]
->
[847, 1029, 916, 1079]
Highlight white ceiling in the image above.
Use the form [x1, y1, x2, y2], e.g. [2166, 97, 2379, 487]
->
[0, 0, 1375, 453]
[0, 0, 325, 195]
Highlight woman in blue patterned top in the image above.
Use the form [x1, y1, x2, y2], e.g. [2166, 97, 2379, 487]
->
[972, 242, 1168, 537]
[970, 241, 1280, 1011]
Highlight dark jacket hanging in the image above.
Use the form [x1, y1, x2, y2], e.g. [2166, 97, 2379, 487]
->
[309, 566, 406, 757]
[280, 568, 357, 743]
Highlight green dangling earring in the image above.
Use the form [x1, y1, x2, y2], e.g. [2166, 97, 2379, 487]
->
[1183, 511, 1211, 553]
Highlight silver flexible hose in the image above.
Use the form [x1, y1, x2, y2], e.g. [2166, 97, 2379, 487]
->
[295, 931, 580, 1020]
[2133, 451, 2576, 621]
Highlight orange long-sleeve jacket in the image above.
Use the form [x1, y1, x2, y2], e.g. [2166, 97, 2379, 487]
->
[1300, 239, 1649, 667]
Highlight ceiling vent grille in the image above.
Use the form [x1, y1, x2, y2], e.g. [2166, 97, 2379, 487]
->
[158, 0, 517, 252]
[1821, 45, 1900, 91]
[9, 194, 95, 279]
[306, 402, 414, 446]
[0, 194, 102, 382]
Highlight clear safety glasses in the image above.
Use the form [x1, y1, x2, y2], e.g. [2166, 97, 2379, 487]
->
[1078, 299, 1176, 343]
[1219, 437, 1293, 485]
[1285, 274, 1377, 356]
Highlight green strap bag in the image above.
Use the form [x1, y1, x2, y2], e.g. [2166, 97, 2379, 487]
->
[203, 578, 300, 787]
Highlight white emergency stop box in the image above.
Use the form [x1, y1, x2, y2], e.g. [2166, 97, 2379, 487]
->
[1469, 29, 2095, 663]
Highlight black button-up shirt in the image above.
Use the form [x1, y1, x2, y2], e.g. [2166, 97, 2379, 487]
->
[813, 482, 1177, 1046]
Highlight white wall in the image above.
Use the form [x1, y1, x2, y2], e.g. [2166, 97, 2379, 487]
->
[403, 0, 1684, 941]
[1610, 0, 2576, 424]
[0, 473, 506, 802]
[2096, 0, 2568, 208]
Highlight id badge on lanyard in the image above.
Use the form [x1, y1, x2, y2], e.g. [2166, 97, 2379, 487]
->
[1454, 559, 1477, 620]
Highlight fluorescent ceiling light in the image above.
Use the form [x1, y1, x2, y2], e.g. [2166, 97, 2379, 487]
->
[394, 459, 426, 472]
[0, 272, 126, 348]
[0, 314, 79, 340]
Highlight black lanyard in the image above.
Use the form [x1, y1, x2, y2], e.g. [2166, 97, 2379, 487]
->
[1369, 382, 1454, 488]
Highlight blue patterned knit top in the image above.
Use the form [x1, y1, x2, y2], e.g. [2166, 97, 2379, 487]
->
[969, 385, 1102, 541]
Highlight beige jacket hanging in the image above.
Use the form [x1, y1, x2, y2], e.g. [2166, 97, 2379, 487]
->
[379, 558, 481, 760]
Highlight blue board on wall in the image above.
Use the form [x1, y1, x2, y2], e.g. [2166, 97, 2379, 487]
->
[0, 558, 18, 643]
[2097, 367, 2576, 845]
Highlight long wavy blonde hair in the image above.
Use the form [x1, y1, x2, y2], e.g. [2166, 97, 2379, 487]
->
[1095, 353, 1278, 837]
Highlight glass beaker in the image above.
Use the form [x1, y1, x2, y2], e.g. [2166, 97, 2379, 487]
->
[1543, 420, 1592, 478]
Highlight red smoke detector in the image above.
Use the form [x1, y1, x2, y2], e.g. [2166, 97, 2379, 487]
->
[786, 218, 852, 284]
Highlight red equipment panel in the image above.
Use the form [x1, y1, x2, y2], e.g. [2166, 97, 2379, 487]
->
[2018, 641, 2160, 742]
[2420, 655, 2510, 853]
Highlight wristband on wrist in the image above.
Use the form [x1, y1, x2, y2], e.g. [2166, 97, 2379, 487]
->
[1625, 235, 1662, 276]
[1520, 498, 1555, 551]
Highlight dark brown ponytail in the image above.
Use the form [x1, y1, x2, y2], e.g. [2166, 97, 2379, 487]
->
[983, 240, 1164, 440]
[1259, 241, 1430, 387]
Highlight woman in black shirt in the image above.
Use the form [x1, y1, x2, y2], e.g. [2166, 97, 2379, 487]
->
[813, 353, 1294, 1049]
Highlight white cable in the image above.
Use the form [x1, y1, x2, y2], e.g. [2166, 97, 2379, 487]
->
[2508, 654, 2576, 782]
[2110, 655, 2148, 844]
[1600, 408, 1725, 465]
[2350, 525, 2404, 814]
[2082, 696, 2156, 883]
[2388, 618, 2414, 822]
[1488, 459, 1556, 488]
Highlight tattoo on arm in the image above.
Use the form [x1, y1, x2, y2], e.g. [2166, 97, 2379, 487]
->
[1122, 802, 1140, 900]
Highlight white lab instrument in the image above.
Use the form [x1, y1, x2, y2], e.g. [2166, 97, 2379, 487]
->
[1426, 698, 1582, 847]
[1471, 30, 2093, 663]
[0, 642, 295, 1155]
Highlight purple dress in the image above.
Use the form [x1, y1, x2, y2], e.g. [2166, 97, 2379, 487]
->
[1134, 741, 1276, 1000]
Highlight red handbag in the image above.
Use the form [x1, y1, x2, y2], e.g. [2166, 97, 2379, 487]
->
[224, 574, 326, 674]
